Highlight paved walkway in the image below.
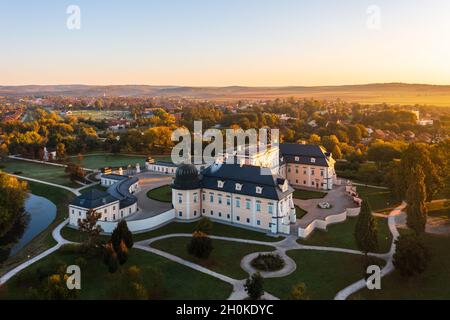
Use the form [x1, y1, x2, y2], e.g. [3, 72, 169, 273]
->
[7, 174, 81, 196]
[0, 219, 72, 286]
[334, 202, 407, 300]
[1, 194, 406, 301]
[126, 172, 173, 220]
[295, 185, 357, 228]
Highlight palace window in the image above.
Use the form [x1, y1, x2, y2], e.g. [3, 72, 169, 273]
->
[311, 158, 316, 163]
[235, 183, 243, 191]
[217, 180, 224, 188]
[246, 200, 251, 210]
[256, 186, 263, 194]
[256, 202, 261, 212]
[236, 199, 241, 208]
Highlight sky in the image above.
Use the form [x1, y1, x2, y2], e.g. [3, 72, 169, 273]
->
[0, 0, 450, 86]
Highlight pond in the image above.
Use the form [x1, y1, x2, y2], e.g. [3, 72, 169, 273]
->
[9, 194, 57, 256]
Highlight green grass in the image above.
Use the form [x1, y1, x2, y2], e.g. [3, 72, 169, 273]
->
[356, 186, 400, 212]
[264, 250, 385, 300]
[298, 216, 392, 254]
[2, 248, 232, 300]
[71, 153, 148, 170]
[151, 237, 274, 279]
[295, 205, 307, 219]
[147, 185, 172, 203]
[293, 188, 327, 200]
[351, 232, 450, 300]
[0, 181, 75, 277]
[2, 159, 80, 187]
[61, 220, 283, 243]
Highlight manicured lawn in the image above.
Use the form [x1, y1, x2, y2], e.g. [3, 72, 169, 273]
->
[0, 181, 75, 276]
[356, 186, 400, 212]
[264, 250, 385, 300]
[1, 159, 80, 187]
[295, 205, 307, 219]
[61, 220, 283, 243]
[147, 185, 172, 203]
[2, 248, 232, 299]
[298, 216, 392, 254]
[293, 188, 327, 200]
[71, 153, 148, 170]
[60, 226, 111, 244]
[351, 232, 450, 300]
[151, 237, 274, 279]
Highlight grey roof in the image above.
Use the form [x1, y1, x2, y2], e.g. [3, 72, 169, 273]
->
[101, 173, 129, 181]
[70, 189, 118, 209]
[200, 163, 293, 200]
[107, 177, 138, 209]
[155, 161, 178, 167]
[279, 143, 330, 167]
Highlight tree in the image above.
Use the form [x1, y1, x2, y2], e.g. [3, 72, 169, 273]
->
[393, 233, 430, 277]
[195, 217, 213, 235]
[0, 173, 29, 262]
[406, 165, 428, 234]
[288, 282, 309, 300]
[116, 240, 129, 265]
[111, 220, 134, 252]
[244, 273, 264, 300]
[399, 143, 441, 201]
[103, 243, 119, 273]
[65, 161, 85, 182]
[309, 134, 321, 145]
[187, 231, 213, 259]
[42, 272, 78, 300]
[56, 143, 66, 162]
[77, 209, 103, 248]
[354, 200, 378, 256]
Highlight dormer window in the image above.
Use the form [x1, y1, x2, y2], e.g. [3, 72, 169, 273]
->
[295, 156, 300, 162]
[256, 186, 263, 194]
[235, 183, 243, 191]
[311, 158, 316, 163]
[217, 180, 224, 188]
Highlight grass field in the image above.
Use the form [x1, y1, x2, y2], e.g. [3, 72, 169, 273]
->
[70, 154, 147, 169]
[1, 159, 80, 187]
[69, 110, 132, 121]
[0, 181, 75, 277]
[351, 232, 450, 300]
[298, 216, 392, 254]
[151, 237, 274, 279]
[61, 220, 283, 243]
[264, 250, 385, 300]
[295, 205, 308, 219]
[293, 189, 327, 200]
[147, 185, 172, 202]
[2, 248, 232, 300]
[356, 186, 400, 212]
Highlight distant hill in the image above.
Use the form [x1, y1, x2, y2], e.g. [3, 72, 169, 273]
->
[1, 83, 450, 106]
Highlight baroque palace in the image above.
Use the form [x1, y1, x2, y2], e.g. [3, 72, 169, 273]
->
[69, 143, 336, 235]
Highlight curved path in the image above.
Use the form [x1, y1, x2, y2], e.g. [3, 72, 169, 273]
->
[0, 219, 72, 286]
[1, 197, 405, 301]
[334, 202, 407, 300]
[7, 173, 81, 196]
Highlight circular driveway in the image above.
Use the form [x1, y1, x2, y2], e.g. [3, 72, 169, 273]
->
[126, 172, 173, 221]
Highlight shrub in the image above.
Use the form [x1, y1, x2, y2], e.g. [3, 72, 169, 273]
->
[187, 231, 213, 259]
[244, 273, 264, 300]
[393, 233, 430, 277]
[195, 217, 213, 234]
[250, 253, 285, 272]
